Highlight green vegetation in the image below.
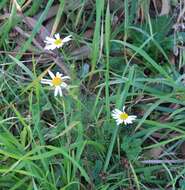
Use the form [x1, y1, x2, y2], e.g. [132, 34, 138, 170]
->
[1, 0, 185, 189]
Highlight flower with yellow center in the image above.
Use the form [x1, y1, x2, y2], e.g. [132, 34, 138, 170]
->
[119, 112, 129, 120]
[52, 76, 62, 86]
[41, 70, 70, 97]
[54, 38, 62, 46]
[44, 33, 72, 50]
[112, 106, 137, 125]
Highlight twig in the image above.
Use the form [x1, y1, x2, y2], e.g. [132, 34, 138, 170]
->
[14, 26, 43, 50]
[140, 159, 185, 164]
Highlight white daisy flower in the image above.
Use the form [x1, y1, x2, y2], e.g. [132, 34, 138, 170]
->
[112, 106, 137, 125]
[44, 33, 72, 50]
[41, 70, 70, 97]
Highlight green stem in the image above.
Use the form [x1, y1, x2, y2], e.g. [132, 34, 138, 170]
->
[103, 125, 119, 172]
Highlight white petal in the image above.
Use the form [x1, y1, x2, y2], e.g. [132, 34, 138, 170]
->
[112, 109, 122, 115]
[112, 114, 117, 119]
[124, 116, 136, 124]
[112, 114, 119, 119]
[44, 41, 51, 44]
[128, 116, 136, 121]
[122, 106, 125, 112]
[126, 120, 132, 124]
[61, 76, 70, 80]
[112, 110, 117, 114]
[117, 119, 123, 125]
[115, 109, 122, 113]
[111, 111, 118, 115]
[48, 70, 55, 79]
[55, 33, 60, 39]
[125, 118, 132, 124]
[41, 79, 52, 85]
[45, 36, 55, 42]
[129, 115, 137, 119]
[56, 72, 62, 77]
[112, 113, 118, 118]
[62, 35, 72, 43]
[54, 86, 59, 96]
[58, 87, 63, 96]
[124, 120, 128, 125]
[44, 44, 56, 50]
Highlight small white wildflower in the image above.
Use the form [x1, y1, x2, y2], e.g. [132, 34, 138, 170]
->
[112, 106, 137, 125]
[41, 70, 70, 97]
[44, 33, 72, 50]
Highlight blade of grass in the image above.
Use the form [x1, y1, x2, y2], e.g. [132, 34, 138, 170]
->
[0, 1, 17, 46]
[89, 0, 104, 81]
[9, 55, 34, 79]
[105, 2, 111, 118]
[129, 161, 140, 190]
[51, 0, 65, 35]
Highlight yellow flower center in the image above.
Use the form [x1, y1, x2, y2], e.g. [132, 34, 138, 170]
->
[54, 38, 62, 46]
[51, 77, 62, 86]
[119, 112, 128, 120]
